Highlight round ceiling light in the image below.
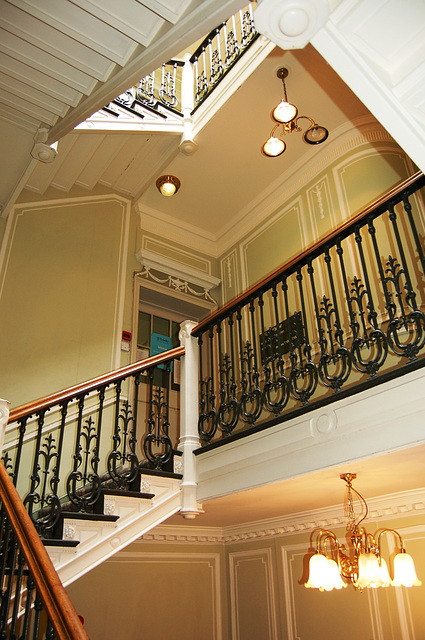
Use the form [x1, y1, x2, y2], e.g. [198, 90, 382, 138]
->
[156, 175, 181, 196]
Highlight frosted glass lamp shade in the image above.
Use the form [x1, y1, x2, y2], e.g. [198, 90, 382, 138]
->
[305, 554, 346, 591]
[156, 175, 181, 196]
[303, 124, 329, 145]
[392, 553, 422, 587]
[262, 136, 286, 157]
[272, 100, 298, 124]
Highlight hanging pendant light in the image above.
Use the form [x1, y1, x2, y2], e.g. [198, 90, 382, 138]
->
[304, 473, 421, 591]
[262, 68, 329, 157]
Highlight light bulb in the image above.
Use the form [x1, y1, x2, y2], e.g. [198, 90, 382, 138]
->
[272, 100, 297, 124]
[262, 136, 285, 157]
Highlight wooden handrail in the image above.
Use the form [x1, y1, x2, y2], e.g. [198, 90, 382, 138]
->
[0, 461, 89, 639]
[8, 345, 185, 424]
[192, 170, 425, 336]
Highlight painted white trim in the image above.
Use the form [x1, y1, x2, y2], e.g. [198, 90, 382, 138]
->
[136, 248, 221, 291]
[140, 488, 425, 545]
[195, 367, 425, 504]
[107, 550, 223, 640]
[229, 547, 278, 640]
[216, 116, 395, 254]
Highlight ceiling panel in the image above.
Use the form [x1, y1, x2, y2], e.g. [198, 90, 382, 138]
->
[0, 0, 247, 215]
[6, 0, 138, 65]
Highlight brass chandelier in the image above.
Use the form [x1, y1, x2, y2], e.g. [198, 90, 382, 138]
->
[262, 67, 329, 157]
[305, 473, 421, 591]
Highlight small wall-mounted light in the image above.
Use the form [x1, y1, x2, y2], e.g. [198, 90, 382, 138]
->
[156, 175, 181, 197]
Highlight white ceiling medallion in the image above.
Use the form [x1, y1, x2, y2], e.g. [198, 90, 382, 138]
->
[254, 0, 330, 50]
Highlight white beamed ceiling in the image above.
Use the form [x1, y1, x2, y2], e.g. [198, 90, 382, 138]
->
[0, 0, 246, 215]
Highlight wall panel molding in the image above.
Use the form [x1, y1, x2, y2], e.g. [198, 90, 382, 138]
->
[229, 548, 278, 640]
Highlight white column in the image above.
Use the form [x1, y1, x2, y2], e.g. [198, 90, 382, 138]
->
[178, 320, 203, 519]
[0, 398, 10, 454]
[179, 53, 198, 156]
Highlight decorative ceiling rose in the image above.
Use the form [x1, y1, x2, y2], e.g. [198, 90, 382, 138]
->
[254, 0, 329, 50]
[156, 175, 181, 196]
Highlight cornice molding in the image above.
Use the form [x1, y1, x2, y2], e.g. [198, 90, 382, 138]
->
[140, 487, 425, 544]
[216, 115, 397, 254]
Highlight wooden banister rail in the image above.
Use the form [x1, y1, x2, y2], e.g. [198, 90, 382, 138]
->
[0, 461, 89, 639]
[8, 345, 185, 424]
[192, 170, 425, 336]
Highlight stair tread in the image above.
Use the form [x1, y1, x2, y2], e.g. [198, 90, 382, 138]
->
[101, 489, 154, 500]
[140, 468, 183, 480]
[60, 512, 119, 523]
[42, 539, 80, 548]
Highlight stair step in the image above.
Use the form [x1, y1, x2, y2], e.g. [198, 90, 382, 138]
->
[52, 511, 119, 540]
[139, 468, 183, 480]
[93, 489, 154, 515]
[59, 512, 119, 523]
[42, 539, 80, 548]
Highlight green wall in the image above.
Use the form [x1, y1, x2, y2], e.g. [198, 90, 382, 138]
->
[66, 510, 425, 640]
[219, 141, 417, 302]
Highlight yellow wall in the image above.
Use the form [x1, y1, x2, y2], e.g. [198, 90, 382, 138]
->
[219, 140, 417, 303]
[0, 196, 137, 408]
[66, 511, 425, 640]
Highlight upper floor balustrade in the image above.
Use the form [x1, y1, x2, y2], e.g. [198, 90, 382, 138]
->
[192, 172, 425, 448]
[104, 3, 257, 118]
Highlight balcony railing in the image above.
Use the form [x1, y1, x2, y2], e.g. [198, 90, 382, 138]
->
[105, 3, 258, 117]
[3, 348, 183, 537]
[192, 172, 425, 448]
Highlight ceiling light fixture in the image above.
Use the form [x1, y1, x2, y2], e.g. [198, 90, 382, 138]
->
[262, 67, 329, 157]
[156, 175, 181, 197]
[305, 473, 421, 591]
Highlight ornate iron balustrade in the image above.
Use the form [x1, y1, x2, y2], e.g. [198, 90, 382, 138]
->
[193, 173, 425, 447]
[3, 348, 184, 538]
[190, 2, 258, 110]
[0, 461, 88, 639]
[109, 59, 185, 115]
[104, 3, 258, 118]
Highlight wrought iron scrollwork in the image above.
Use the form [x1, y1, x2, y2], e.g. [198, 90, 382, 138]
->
[108, 378, 140, 487]
[217, 318, 239, 435]
[159, 63, 178, 108]
[196, 175, 425, 445]
[198, 332, 218, 443]
[66, 392, 103, 512]
[143, 367, 173, 470]
[384, 255, 425, 359]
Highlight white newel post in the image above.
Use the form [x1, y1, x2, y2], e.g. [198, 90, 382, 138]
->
[178, 320, 203, 519]
[0, 399, 10, 454]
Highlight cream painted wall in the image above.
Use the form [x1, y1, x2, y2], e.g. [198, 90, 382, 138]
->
[66, 540, 229, 640]
[219, 137, 417, 303]
[65, 510, 425, 640]
[0, 196, 134, 408]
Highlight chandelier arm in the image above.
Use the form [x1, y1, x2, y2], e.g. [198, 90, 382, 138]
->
[294, 115, 315, 131]
[376, 528, 405, 555]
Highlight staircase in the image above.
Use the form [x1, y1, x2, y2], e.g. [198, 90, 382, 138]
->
[45, 468, 183, 587]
